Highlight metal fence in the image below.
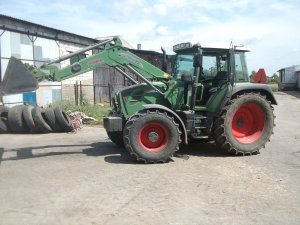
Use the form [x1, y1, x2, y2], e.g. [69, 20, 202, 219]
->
[75, 83, 112, 106]
[68, 82, 127, 106]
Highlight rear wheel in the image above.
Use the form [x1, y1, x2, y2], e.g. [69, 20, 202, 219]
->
[123, 110, 181, 163]
[213, 93, 274, 155]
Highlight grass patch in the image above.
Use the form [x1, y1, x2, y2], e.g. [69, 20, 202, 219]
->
[52, 101, 111, 126]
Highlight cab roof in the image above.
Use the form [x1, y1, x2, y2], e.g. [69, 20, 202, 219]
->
[200, 43, 251, 52]
[173, 42, 251, 53]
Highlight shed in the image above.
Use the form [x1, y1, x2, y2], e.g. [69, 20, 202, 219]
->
[278, 64, 300, 91]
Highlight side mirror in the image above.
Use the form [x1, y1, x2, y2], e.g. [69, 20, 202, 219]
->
[193, 53, 202, 67]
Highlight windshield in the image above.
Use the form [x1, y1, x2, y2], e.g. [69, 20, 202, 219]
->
[172, 54, 194, 79]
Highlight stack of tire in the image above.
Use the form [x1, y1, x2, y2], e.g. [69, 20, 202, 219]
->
[0, 105, 72, 134]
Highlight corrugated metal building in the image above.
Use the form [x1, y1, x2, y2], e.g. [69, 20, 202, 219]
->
[278, 65, 300, 91]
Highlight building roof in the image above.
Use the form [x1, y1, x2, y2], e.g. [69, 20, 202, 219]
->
[278, 64, 300, 72]
[0, 14, 166, 56]
[0, 14, 99, 46]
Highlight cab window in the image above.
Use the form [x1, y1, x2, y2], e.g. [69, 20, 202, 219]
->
[235, 52, 248, 82]
[202, 55, 217, 78]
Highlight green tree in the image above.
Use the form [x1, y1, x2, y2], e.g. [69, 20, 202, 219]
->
[267, 73, 281, 84]
[249, 70, 256, 82]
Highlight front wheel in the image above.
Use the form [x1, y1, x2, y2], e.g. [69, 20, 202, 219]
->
[213, 93, 275, 155]
[123, 110, 181, 163]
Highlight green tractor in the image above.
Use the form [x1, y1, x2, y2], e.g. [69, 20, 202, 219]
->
[0, 37, 276, 163]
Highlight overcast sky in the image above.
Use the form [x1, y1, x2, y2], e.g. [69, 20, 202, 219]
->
[1, 0, 299, 75]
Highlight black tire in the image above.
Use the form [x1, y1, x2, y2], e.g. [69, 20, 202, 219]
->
[0, 119, 8, 133]
[8, 105, 29, 133]
[23, 105, 40, 133]
[44, 108, 62, 132]
[213, 93, 275, 155]
[0, 106, 9, 119]
[123, 110, 181, 163]
[0, 106, 9, 133]
[32, 107, 52, 133]
[106, 110, 124, 147]
[53, 107, 72, 132]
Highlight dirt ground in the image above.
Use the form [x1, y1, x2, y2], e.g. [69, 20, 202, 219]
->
[0, 92, 300, 225]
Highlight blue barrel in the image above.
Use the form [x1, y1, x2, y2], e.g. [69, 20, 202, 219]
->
[23, 92, 36, 106]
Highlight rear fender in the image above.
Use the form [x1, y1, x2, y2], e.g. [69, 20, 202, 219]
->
[232, 83, 278, 105]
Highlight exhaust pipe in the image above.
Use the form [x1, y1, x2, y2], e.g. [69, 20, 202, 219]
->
[0, 57, 38, 96]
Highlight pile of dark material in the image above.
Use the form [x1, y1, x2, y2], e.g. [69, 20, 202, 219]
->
[0, 105, 73, 134]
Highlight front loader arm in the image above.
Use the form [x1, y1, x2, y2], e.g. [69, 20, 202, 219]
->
[32, 39, 170, 82]
[0, 36, 171, 96]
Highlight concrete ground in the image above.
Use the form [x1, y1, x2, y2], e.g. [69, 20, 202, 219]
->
[0, 92, 300, 225]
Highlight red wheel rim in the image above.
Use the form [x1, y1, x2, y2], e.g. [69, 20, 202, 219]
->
[138, 122, 169, 152]
[231, 103, 265, 144]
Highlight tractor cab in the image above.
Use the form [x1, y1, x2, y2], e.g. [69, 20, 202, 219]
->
[172, 42, 250, 108]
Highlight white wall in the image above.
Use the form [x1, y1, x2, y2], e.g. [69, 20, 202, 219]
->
[36, 82, 61, 106]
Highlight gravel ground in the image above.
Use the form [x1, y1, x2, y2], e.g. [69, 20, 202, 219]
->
[0, 91, 300, 225]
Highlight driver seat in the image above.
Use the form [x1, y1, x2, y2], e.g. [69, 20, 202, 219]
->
[212, 71, 228, 87]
